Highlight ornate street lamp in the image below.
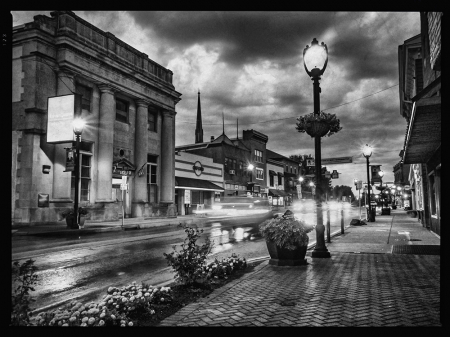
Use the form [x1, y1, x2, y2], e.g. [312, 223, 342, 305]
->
[247, 164, 254, 196]
[302, 38, 330, 258]
[362, 144, 374, 221]
[73, 117, 85, 227]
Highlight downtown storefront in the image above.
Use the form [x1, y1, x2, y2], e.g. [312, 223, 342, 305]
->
[175, 152, 224, 215]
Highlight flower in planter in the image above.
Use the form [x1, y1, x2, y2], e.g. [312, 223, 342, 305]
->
[259, 210, 314, 250]
[295, 111, 342, 137]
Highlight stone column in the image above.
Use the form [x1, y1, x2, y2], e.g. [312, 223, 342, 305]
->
[52, 70, 75, 202]
[160, 110, 176, 211]
[132, 100, 149, 217]
[95, 84, 116, 202]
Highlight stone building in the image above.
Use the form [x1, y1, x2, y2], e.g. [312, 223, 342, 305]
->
[12, 11, 181, 226]
[398, 12, 441, 235]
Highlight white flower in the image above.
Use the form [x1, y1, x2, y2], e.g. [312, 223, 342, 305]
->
[161, 298, 164, 302]
[81, 317, 89, 323]
[121, 320, 126, 325]
[69, 317, 76, 322]
[130, 296, 135, 301]
[81, 323, 87, 327]
[128, 322, 134, 326]
[150, 310, 155, 315]
[116, 305, 120, 309]
[144, 293, 150, 297]
[98, 320, 105, 326]
[100, 313, 105, 318]
[88, 317, 95, 325]
[110, 315, 116, 320]
[122, 297, 127, 302]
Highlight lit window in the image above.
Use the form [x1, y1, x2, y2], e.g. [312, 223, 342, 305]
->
[147, 155, 158, 203]
[71, 142, 92, 202]
[254, 150, 263, 163]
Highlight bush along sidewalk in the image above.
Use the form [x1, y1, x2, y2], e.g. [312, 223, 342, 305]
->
[11, 259, 39, 326]
[20, 224, 249, 326]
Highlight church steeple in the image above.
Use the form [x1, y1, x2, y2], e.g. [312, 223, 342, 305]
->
[195, 90, 204, 143]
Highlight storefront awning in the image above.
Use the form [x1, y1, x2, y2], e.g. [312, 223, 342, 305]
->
[175, 177, 224, 191]
[269, 170, 276, 175]
[277, 172, 284, 177]
[403, 96, 441, 164]
[269, 189, 288, 197]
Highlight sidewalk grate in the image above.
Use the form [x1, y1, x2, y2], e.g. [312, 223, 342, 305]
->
[392, 245, 440, 255]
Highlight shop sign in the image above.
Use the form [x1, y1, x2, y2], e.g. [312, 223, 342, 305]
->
[38, 193, 49, 207]
[64, 147, 75, 172]
[47, 94, 81, 143]
[306, 158, 315, 166]
[192, 161, 204, 176]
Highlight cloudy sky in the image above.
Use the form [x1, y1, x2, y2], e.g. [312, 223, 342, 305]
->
[12, 11, 420, 193]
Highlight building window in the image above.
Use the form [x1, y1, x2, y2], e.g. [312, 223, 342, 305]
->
[278, 175, 282, 186]
[286, 165, 288, 171]
[256, 168, 263, 180]
[270, 174, 274, 187]
[232, 159, 237, 169]
[224, 157, 228, 167]
[147, 155, 158, 203]
[71, 152, 91, 202]
[254, 150, 263, 163]
[148, 108, 157, 132]
[76, 84, 92, 112]
[294, 167, 297, 174]
[116, 98, 129, 123]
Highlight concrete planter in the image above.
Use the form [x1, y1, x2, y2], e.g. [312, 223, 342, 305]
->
[266, 240, 308, 266]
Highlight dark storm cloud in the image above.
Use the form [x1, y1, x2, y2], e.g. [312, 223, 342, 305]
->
[128, 11, 338, 67]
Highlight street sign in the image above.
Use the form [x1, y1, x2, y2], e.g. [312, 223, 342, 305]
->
[356, 180, 362, 190]
[331, 170, 339, 179]
[306, 158, 315, 166]
[324, 171, 331, 179]
[120, 183, 127, 190]
[321, 157, 353, 165]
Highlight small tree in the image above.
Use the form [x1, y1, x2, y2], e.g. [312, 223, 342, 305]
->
[163, 224, 214, 287]
[11, 259, 39, 326]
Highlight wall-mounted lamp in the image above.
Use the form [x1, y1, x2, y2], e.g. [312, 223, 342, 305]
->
[42, 165, 51, 174]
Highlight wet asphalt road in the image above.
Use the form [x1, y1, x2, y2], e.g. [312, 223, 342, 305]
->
[12, 204, 360, 312]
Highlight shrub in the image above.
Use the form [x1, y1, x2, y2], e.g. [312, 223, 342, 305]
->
[163, 224, 214, 286]
[11, 259, 39, 326]
[201, 253, 247, 281]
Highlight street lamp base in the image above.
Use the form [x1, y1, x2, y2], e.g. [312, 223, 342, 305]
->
[311, 249, 331, 258]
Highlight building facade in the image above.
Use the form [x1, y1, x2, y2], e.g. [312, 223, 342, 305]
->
[398, 12, 441, 235]
[266, 149, 301, 202]
[266, 158, 287, 206]
[174, 151, 224, 215]
[12, 11, 181, 226]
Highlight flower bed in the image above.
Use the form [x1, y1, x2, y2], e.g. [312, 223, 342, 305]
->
[30, 254, 249, 327]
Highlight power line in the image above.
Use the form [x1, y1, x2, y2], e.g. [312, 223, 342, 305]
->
[177, 83, 399, 125]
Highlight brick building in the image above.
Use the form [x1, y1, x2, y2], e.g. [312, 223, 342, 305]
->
[398, 12, 441, 235]
[12, 11, 182, 226]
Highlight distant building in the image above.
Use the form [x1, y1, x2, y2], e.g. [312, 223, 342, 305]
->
[398, 12, 441, 235]
[176, 93, 269, 199]
[266, 149, 301, 203]
[12, 11, 182, 226]
[174, 151, 224, 215]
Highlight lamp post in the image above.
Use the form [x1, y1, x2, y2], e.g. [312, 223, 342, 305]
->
[247, 164, 254, 196]
[303, 38, 330, 258]
[73, 118, 85, 227]
[363, 144, 374, 222]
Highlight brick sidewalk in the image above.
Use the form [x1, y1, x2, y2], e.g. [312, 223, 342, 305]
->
[160, 211, 441, 327]
[160, 253, 440, 327]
